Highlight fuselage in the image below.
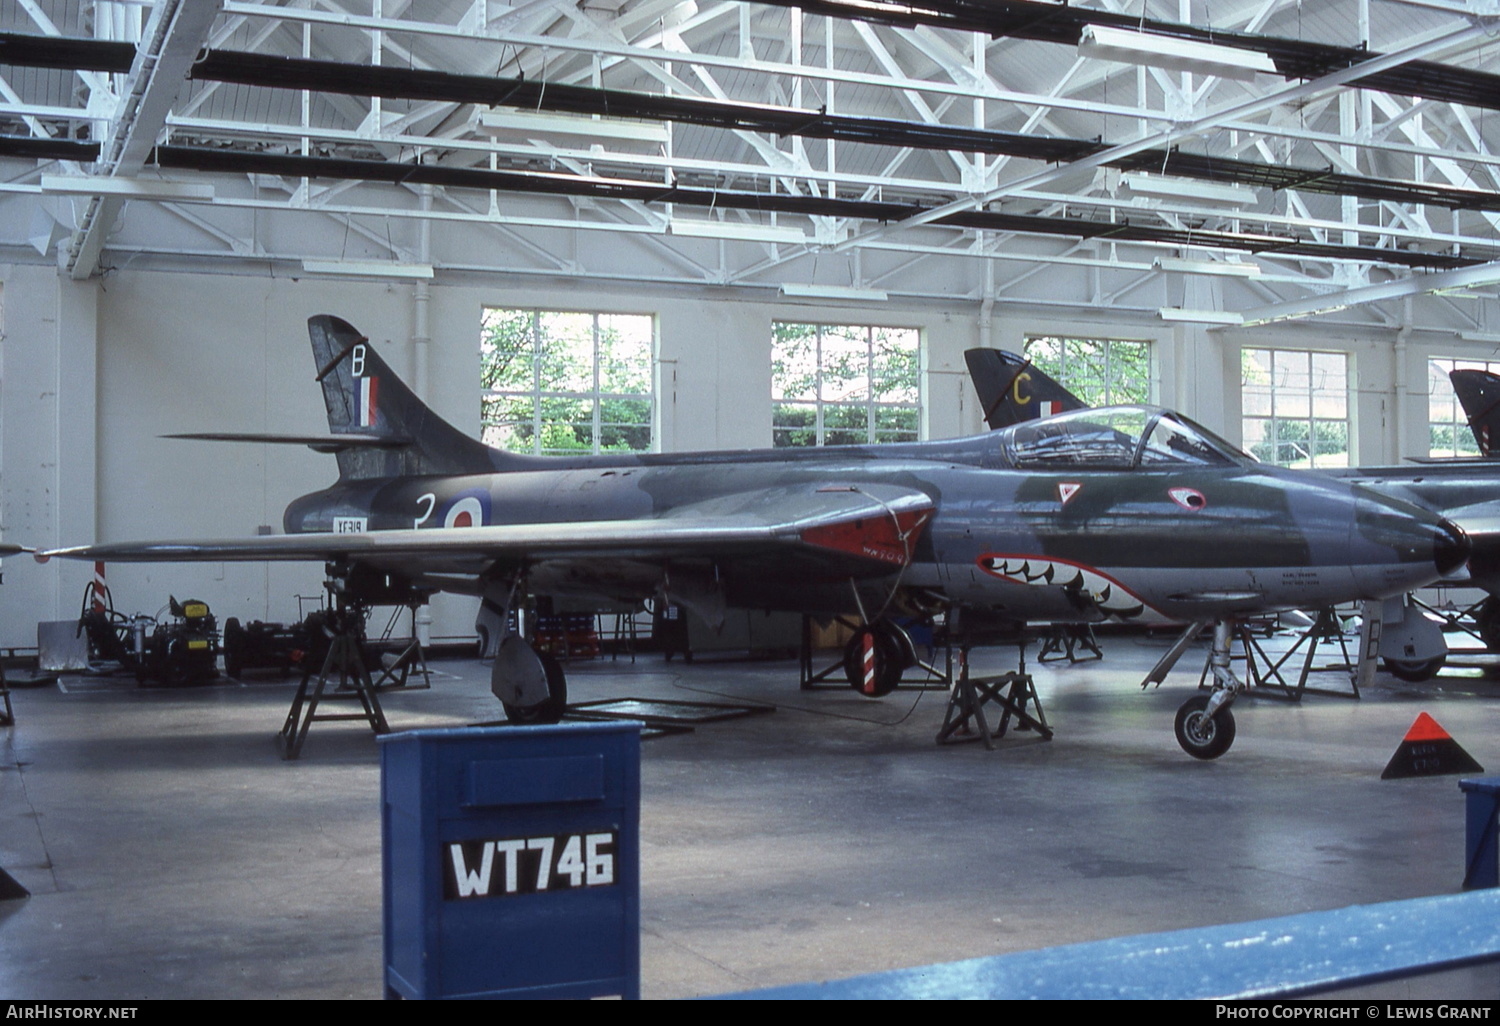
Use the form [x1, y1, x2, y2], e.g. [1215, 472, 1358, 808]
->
[283, 406, 1466, 624]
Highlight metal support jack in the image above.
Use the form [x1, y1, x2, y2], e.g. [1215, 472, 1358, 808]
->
[936, 642, 1052, 750]
[1202, 609, 1362, 702]
[372, 601, 433, 691]
[1037, 623, 1103, 664]
[278, 600, 390, 760]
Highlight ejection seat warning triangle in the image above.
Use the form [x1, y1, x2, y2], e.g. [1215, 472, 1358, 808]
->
[1381, 712, 1483, 780]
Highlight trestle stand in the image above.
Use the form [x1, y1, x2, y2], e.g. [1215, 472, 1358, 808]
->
[0, 660, 12, 727]
[278, 601, 390, 760]
[1037, 623, 1103, 664]
[936, 642, 1052, 750]
[372, 601, 432, 692]
[1200, 608, 1361, 702]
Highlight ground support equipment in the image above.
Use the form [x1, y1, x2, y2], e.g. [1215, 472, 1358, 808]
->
[937, 644, 1052, 750]
[278, 603, 390, 760]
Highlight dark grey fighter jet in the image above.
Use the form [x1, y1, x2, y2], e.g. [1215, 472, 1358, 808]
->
[966, 349, 1500, 680]
[41, 317, 1467, 758]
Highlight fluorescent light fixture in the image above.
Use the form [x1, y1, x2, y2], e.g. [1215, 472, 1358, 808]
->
[1158, 307, 1244, 326]
[1154, 257, 1262, 278]
[40, 174, 215, 201]
[1240, 302, 1349, 327]
[476, 110, 669, 146]
[301, 259, 434, 280]
[1458, 332, 1500, 345]
[1079, 24, 1277, 81]
[670, 218, 805, 245]
[1122, 173, 1256, 207]
[780, 283, 889, 303]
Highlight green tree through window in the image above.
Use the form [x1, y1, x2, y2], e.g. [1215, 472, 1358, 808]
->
[481, 309, 654, 455]
[1022, 336, 1152, 406]
[772, 323, 920, 447]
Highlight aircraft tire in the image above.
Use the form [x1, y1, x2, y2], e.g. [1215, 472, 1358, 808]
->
[843, 626, 902, 697]
[1382, 655, 1446, 682]
[1480, 598, 1500, 652]
[502, 650, 568, 725]
[223, 618, 244, 679]
[1174, 695, 1236, 760]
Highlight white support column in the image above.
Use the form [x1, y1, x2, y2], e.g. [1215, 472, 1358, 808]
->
[0, 267, 99, 647]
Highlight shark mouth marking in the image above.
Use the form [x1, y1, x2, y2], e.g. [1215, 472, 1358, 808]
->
[977, 553, 1148, 620]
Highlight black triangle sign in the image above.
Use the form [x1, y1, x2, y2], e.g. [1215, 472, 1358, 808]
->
[1382, 712, 1484, 780]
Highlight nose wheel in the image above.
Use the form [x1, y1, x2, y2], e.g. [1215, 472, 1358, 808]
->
[1174, 694, 1236, 760]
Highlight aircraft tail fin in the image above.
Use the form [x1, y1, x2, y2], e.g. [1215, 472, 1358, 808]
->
[1449, 368, 1500, 457]
[963, 348, 1088, 430]
[308, 314, 529, 480]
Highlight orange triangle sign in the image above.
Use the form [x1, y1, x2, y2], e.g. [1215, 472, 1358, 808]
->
[1403, 712, 1451, 743]
[1382, 712, 1483, 779]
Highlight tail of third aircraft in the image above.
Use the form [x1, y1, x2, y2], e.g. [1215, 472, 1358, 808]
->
[308, 314, 526, 480]
[964, 348, 1088, 430]
[1449, 367, 1500, 458]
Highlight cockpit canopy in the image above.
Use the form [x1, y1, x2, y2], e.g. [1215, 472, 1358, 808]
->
[1007, 406, 1248, 469]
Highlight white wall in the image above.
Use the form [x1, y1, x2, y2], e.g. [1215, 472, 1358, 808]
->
[0, 262, 1485, 649]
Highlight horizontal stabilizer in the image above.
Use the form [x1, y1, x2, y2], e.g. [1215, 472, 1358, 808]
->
[164, 432, 412, 452]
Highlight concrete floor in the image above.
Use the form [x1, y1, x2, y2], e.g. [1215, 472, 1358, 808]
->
[2, 632, 1498, 999]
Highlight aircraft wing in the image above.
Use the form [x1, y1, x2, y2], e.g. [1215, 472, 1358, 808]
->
[39, 483, 934, 576]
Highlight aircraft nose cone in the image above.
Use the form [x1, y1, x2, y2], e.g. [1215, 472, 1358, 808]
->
[1433, 516, 1471, 577]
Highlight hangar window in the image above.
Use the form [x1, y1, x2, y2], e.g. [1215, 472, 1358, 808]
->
[480, 308, 654, 455]
[1022, 336, 1151, 405]
[1241, 348, 1350, 468]
[1428, 357, 1500, 458]
[772, 323, 920, 447]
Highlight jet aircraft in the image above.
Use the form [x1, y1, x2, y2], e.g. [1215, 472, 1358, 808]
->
[39, 317, 1468, 758]
[965, 348, 1500, 679]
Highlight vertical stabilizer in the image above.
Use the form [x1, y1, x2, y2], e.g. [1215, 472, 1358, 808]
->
[1450, 368, 1500, 457]
[964, 349, 1088, 430]
[308, 315, 526, 479]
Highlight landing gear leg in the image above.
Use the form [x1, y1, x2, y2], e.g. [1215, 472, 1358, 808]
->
[1176, 620, 1241, 760]
[479, 576, 569, 725]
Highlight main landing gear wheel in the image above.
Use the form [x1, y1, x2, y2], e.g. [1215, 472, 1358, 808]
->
[843, 625, 905, 698]
[1480, 597, 1500, 653]
[503, 651, 568, 725]
[1174, 695, 1237, 760]
[1382, 655, 1447, 682]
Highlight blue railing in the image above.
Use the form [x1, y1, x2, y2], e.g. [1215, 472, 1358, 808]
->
[716, 890, 1500, 1000]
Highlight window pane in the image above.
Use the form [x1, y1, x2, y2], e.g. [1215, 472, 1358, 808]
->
[1241, 347, 1350, 468]
[819, 329, 870, 403]
[480, 309, 536, 392]
[1024, 336, 1150, 406]
[773, 321, 920, 445]
[482, 308, 654, 455]
[598, 315, 652, 395]
[538, 312, 596, 393]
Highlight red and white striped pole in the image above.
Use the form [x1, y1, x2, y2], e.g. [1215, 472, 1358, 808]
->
[92, 561, 107, 614]
[862, 630, 876, 695]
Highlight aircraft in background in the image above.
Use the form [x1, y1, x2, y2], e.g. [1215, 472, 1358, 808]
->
[1450, 367, 1500, 460]
[965, 349, 1500, 679]
[38, 317, 1468, 758]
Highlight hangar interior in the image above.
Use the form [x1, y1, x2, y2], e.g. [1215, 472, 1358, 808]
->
[5, 0, 1500, 1000]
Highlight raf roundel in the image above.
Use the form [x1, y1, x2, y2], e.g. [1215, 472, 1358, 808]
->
[443, 493, 489, 528]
